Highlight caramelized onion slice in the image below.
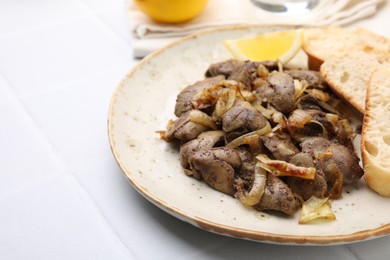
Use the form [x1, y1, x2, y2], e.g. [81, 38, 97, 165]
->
[273, 111, 287, 128]
[277, 143, 297, 157]
[214, 89, 236, 117]
[191, 84, 223, 109]
[223, 80, 255, 102]
[337, 119, 353, 135]
[240, 90, 257, 102]
[299, 196, 336, 224]
[191, 80, 256, 111]
[305, 89, 330, 102]
[256, 154, 316, 180]
[235, 166, 267, 206]
[157, 119, 175, 141]
[308, 120, 328, 138]
[294, 79, 309, 99]
[325, 113, 339, 125]
[288, 109, 312, 128]
[257, 64, 270, 79]
[189, 110, 217, 130]
[226, 121, 272, 149]
[252, 101, 273, 119]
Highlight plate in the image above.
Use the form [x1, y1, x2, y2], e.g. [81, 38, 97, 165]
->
[108, 25, 390, 245]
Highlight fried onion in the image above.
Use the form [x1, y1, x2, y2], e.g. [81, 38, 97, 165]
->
[189, 110, 218, 130]
[226, 121, 272, 149]
[256, 154, 316, 180]
[235, 165, 267, 206]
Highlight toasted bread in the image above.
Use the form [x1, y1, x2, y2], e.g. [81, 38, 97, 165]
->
[361, 64, 390, 196]
[320, 47, 390, 114]
[303, 27, 390, 71]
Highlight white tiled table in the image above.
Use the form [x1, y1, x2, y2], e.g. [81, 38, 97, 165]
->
[1, 1, 390, 259]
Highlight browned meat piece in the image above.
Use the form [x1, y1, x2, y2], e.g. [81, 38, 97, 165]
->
[306, 109, 336, 135]
[300, 137, 331, 155]
[287, 152, 328, 200]
[254, 174, 297, 216]
[300, 137, 363, 197]
[290, 121, 328, 143]
[302, 109, 354, 148]
[165, 110, 210, 141]
[298, 94, 340, 115]
[287, 169, 328, 201]
[290, 109, 334, 141]
[289, 151, 315, 167]
[285, 70, 328, 89]
[260, 132, 299, 162]
[224, 131, 242, 143]
[297, 94, 321, 111]
[179, 130, 225, 170]
[333, 120, 355, 149]
[316, 151, 344, 198]
[222, 99, 267, 133]
[257, 60, 279, 71]
[264, 72, 296, 114]
[228, 62, 259, 89]
[236, 148, 255, 183]
[175, 76, 224, 117]
[205, 60, 279, 79]
[205, 59, 244, 78]
[300, 137, 341, 197]
[189, 147, 242, 195]
[330, 144, 364, 185]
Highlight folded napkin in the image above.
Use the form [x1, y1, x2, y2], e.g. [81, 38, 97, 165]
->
[128, 0, 384, 58]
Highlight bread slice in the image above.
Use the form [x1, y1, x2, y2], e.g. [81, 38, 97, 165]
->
[361, 64, 390, 196]
[320, 47, 390, 114]
[303, 27, 390, 71]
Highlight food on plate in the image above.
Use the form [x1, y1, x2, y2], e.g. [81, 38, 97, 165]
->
[224, 29, 303, 64]
[303, 26, 390, 71]
[303, 26, 390, 197]
[361, 64, 390, 197]
[160, 59, 364, 221]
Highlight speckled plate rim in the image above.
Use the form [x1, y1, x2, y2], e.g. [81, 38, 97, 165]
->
[108, 24, 390, 245]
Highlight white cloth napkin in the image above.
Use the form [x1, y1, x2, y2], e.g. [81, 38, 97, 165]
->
[128, 0, 384, 58]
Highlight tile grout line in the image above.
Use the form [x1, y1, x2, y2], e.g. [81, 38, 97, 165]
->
[0, 70, 136, 258]
[64, 173, 139, 260]
[62, 2, 141, 256]
[343, 244, 362, 260]
[0, 72, 71, 174]
[14, 63, 131, 101]
[0, 6, 99, 40]
[77, 0, 133, 49]
[0, 173, 60, 201]
[0, 1, 131, 51]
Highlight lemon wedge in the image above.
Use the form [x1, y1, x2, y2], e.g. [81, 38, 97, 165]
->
[224, 29, 303, 64]
[134, 0, 208, 23]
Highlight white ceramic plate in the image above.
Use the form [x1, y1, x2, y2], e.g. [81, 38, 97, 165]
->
[108, 25, 390, 245]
